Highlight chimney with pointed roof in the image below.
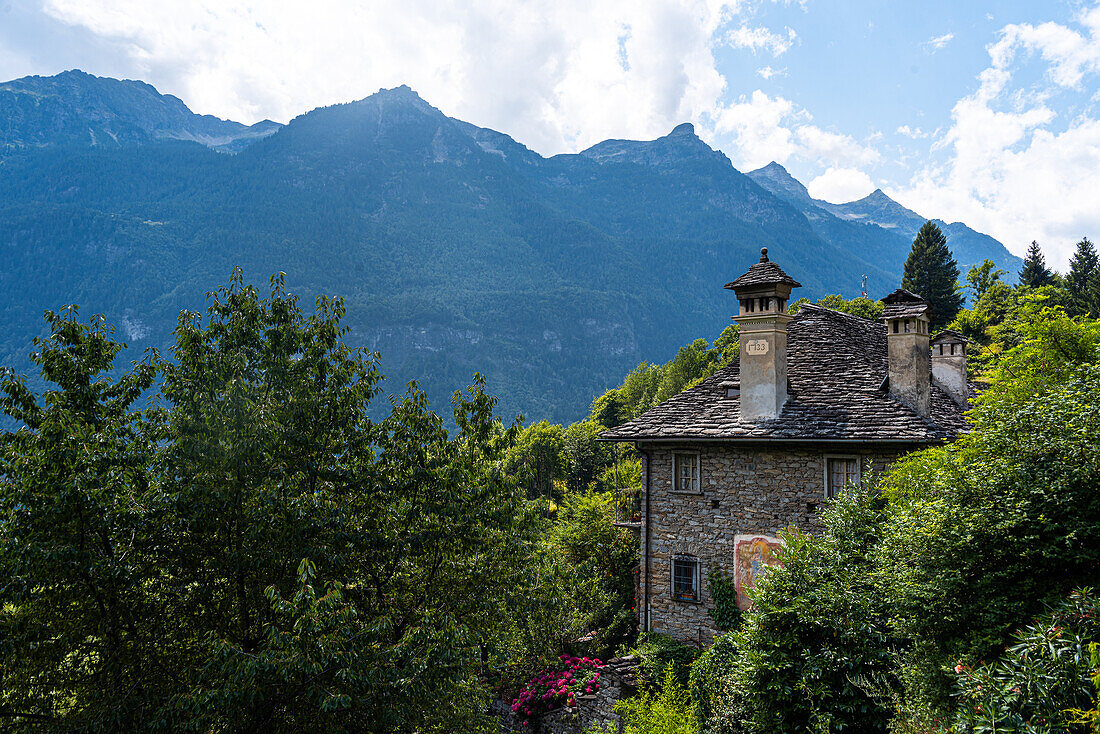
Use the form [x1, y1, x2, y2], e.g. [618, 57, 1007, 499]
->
[881, 288, 932, 418]
[726, 248, 802, 421]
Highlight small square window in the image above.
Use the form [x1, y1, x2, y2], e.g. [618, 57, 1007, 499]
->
[672, 556, 700, 602]
[673, 453, 700, 493]
[825, 457, 860, 499]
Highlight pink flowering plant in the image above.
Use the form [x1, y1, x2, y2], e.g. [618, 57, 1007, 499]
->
[511, 655, 606, 727]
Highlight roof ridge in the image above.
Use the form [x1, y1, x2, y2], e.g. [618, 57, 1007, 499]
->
[795, 302, 882, 326]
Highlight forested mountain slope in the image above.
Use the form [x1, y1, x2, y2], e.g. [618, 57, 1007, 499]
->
[0, 72, 1015, 423]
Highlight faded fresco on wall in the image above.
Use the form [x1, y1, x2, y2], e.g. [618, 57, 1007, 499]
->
[734, 534, 784, 610]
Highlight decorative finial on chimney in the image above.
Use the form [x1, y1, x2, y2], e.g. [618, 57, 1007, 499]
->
[760, 247, 769, 262]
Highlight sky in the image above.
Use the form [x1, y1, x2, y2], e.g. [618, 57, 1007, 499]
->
[1, 0, 1098, 268]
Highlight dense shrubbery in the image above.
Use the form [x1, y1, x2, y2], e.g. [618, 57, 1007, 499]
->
[952, 590, 1099, 734]
[0, 274, 615, 732]
[616, 670, 699, 734]
[700, 484, 895, 734]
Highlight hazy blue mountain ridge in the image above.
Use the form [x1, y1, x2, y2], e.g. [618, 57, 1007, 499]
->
[747, 161, 1022, 274]
[0, 71, 1016, 424]
[0, 69, 280, 151]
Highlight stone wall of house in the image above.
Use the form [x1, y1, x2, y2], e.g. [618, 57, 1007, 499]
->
[638, 443, 903, 644]
[492, 657, 639, 734]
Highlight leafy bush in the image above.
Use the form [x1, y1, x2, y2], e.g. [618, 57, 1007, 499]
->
[616, 669, 699, 734]
[878, 363, 1100, 718]
[952, 590, 1100, 734]
[624, 632, 700, 688]
[690, 633, 738, 727]
[701, 483, 894, 734]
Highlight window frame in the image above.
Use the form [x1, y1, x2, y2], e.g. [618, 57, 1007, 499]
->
[671, 555, 701, 603]
[671, 451, 701, 494]
[823, 455, 861, 499]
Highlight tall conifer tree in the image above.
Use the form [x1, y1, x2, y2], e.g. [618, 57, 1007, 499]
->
[1018, 240, 1054, 288]
[1067, 237, 1098, 316]
[901, 220, 964, 329]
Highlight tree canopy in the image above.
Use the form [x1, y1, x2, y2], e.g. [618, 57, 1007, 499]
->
[901, 220, 964, 329]
[1019, 240, 1055, 289]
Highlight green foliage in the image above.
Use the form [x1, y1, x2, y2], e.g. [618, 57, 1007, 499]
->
[690, 633, 738, 728]
[625, 632, 701, 689]
[0, 274, 534, 732]
[592, 388, 630, 429]
[0, 307, 161, 729]
[1068, 238, 1100, 318]
[703, 483, 894, 734]
[953, 590, 1100, 734]
[706, 568, 741, 633]
[878, 343, 1100, 720]
[504, 419, 565, 499]
[790, 294, 884, 320]
[598, 458, 642, 492]
[616, 669, 699, 734]
[902, 220, 965, 329]
[1067, 643, 1100, 732]
[562, 420, 615, 492]
[965, 259, 1007, 302]
[1020, 240, 1056, 289]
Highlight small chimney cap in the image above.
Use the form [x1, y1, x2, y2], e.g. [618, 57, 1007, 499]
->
[725, 253, 802, 291]
[931, 329, 970, 344]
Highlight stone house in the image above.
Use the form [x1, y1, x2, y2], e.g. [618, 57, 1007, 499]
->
[600, 249, 972, 644]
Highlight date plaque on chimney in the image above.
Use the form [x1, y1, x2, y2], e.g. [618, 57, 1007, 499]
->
[745, 339, 769, 355]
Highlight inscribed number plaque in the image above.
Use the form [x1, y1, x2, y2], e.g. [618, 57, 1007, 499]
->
[745, 339, 769, 355]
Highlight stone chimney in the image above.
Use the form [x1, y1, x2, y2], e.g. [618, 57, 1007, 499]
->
[931, 329, 969, 407]
[725, 248, 802, 421]
[880, 289, 932, 418]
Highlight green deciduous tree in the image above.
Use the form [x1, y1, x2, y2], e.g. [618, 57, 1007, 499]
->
[790, 294, 884, 321]
[1, 273, 537, 732]
[562, 420, 615, 492]
[504, 419, 565, 500]
[0, 307, 163, 729]
[901, 220, 965, 329]
[965, 259, 1006, 301]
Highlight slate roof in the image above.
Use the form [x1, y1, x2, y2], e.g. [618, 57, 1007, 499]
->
[724, 250, 802, 290]
[881, 288, 932, 320]
[882, 303, 931, 319]
[601, 304, 970, 444]
[932, 329, 969, 343]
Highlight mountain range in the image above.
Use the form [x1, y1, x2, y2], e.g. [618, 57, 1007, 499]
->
[0, 70, 1022, 423]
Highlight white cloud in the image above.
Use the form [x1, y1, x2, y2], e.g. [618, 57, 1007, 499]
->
[988, 10, 1100, 89]
[796, 125, 880, 166]
[756, 65, 784, 79]
[896, 124, 925, 138]
[712, 89, 800, 168]
[39, 0, 751, 155]
[922, 32, 954, 52]
[709, 88, 879, 171]
[726, 24, 797, 55]
[806, 166, 875, 203]
[898, 3, 1100, 268]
